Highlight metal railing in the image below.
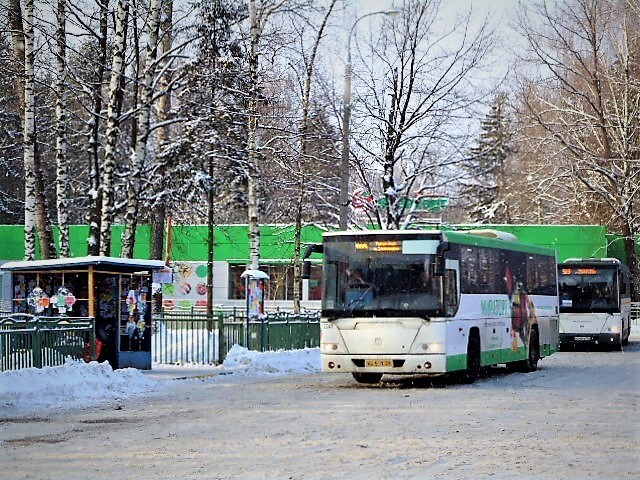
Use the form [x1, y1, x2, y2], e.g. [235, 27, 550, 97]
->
[0, 308, 319, 370]
[152, 308, 320, 365]
[0, 314, 95, 371]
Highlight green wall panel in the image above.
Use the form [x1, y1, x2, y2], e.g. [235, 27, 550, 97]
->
[0, 225, 26, 260]
[0, 224, 152, 261]
[0, 223, 627, 265]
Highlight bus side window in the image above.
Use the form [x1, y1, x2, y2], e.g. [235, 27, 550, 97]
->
[444, 269, 459, 316]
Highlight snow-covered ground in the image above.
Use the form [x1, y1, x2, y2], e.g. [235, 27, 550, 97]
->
[0, 345, 320, 417]
[1, 338, 639, 480]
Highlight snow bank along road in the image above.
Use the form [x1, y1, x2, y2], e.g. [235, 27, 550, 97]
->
[2, 339, 639, 480]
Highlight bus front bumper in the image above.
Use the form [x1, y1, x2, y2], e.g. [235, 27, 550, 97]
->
[321, 353, 447, 375]
[560, 333, 621, 346]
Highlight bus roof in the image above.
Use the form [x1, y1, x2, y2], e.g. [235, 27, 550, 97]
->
[560, 257, 621, 264]
[323, 230, 556, 257]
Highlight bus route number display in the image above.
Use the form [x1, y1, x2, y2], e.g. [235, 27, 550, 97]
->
[354, 241, 401, 253]
[560, 267, 598, 275]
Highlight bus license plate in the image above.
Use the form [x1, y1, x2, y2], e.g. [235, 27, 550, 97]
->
[366, 359, 392, 368]
[574, 336, 591, 341]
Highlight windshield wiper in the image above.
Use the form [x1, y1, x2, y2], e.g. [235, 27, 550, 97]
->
[346, 285, 376, 312]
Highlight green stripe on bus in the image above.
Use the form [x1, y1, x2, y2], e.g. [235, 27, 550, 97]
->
[446, 344, 556, 372]
[445, 346, 543, 372]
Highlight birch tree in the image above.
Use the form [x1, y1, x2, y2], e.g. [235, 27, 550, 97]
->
[121, 0, 162, 258]
[100, 0, 129, 256]
[8, 0, 56, 259]
[21, 0, 37, 260]
[54, 0, 70, 257]
[246, 0, 262, 270]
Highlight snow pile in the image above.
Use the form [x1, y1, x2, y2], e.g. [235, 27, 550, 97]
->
[0, 359, 159, 414]
[0, 347, 320, 417]
[222, 345, 320, 375]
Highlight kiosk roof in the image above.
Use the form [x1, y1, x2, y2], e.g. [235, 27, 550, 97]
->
[0, 256, 166, 271]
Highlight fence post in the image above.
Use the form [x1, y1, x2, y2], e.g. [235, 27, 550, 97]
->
[33, 316, 42, 368]
[216, 309, 225, 364]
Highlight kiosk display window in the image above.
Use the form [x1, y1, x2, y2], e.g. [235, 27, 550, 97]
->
[119, 275, 151, 353]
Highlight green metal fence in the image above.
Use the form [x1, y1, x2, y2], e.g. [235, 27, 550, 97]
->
[0, 314, 95, 371]
[0, 309, 319, 370]
[152, 308, 320, 365]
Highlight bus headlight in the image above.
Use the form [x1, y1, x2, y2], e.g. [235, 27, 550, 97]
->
[609, 325, 620, 334]
[425, 342, 444, 353]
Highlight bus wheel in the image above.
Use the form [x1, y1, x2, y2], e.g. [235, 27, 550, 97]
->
[352, 372, 383, 384]
[460, 333, 481, 384]
[519, 328, 540, 373]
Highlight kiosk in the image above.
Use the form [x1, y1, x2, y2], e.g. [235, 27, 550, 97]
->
[0, 256, 165, 369]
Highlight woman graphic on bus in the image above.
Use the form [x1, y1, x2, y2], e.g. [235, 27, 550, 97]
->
[505, 265, 536, 351]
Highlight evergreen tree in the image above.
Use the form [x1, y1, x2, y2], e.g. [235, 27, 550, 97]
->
[460, 93, 514, 223]
[169, 0, 248, 224]
[0, 32, 23, 223]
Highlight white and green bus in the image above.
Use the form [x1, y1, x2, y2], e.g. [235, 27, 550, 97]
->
[313, 229, 559, 384]
[558, 258, 631, 349]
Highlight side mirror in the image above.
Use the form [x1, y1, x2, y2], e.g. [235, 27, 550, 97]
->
[303, 243, 323, 259]
[434, 241, 449, 277]
[302, 261, 312, 280]
[301, 243, 323, 280]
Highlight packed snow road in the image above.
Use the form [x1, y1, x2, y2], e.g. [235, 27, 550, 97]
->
[2, 338, 640, 480]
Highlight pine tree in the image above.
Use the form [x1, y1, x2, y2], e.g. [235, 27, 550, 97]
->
[461, 93, 514, 223]
[169, 0, 248, 226]
[0, 32, 23, 223]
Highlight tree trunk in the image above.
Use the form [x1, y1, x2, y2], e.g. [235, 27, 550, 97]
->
[292, 0, 336, 312]
[151, 0, 174, 261]
[247, 0, 260, 270]
[22, 0, 37, 260]
[11, 0, 54, 259]
[86, 0, 109, 255]
[55, 0, 70, 257]
[207, 156, 215, 317]
[34, 148, 56, 259]
[8, 0, 25, 107]
[122, 0, 162, 258]
[100, 0, 129, 256]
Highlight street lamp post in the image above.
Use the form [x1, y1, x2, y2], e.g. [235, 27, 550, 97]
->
[339, 9, 400, 230]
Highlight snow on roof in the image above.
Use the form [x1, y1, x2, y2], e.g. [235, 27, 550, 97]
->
[0, 256, 166, 271]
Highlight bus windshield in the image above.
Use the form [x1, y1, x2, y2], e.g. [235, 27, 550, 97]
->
[322, 237, 443, 317]
[558, 266, 618, 313]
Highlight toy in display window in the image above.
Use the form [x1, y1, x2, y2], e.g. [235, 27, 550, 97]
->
[51, 286, 76, 314]
[26, 286, 50, 313]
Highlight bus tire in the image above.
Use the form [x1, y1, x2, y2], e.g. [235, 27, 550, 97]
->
[519, 328, 540, 373]
[352, 372, 383, 384]
[460, 331, 481, 384]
